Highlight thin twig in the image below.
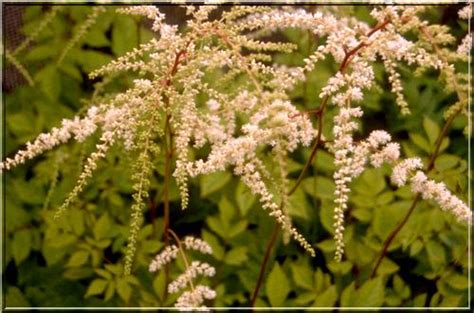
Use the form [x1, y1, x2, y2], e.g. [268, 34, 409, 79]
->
[250, 223, 280, 307]
[370, 107, 464, 278]
[168, 229, 195, 291]
[288, 19, 390, 196]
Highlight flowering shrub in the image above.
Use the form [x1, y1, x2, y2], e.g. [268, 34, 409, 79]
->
[3, 4, 471, 308]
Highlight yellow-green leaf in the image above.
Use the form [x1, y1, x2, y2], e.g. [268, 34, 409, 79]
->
[266, 263, 290, 307]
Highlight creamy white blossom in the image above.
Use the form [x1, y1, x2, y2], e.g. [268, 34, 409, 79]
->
[149, 245, 179, 272]
[168, 261, 216, 293]
[175, 285, 216, 309]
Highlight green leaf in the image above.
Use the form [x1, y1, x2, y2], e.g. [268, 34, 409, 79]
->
[340, 282, 357, 307]
[327, 261, 352, 275]
[12, 230, 32, 265]
[69, 209, 85, 236]
[206, 216, 226, 239]
[320, 200, 335, 234]
[235, 181, 255, 216]
[316, 239, 335, 253]
[63, 267, 94, 280]
[117, 279, 132, 303]
[423, 116, 440, 146]
[302, 176, 335, 200]
[352, 169, 386, 196]
[413, 293, 427, 306]
[351, 208, 372, 222]
[313, 285, 337, 307]
[95, 268, 113, 280]
[93, 213, 111, 240]
[409, 239, 423, 257]
[228, 220, 248, 238]
[85, 279, 108, 298]
[77, 50, 113, 73]
[294, 292, 317, 305]
[409, 133, 431, 154]
[266, 263, 290, 307]
[218, 196, 235, 225]
[6, 287, 30, 307]
[200, 172, 232, 197]
[224, 246, 248, 265]
[287, 187, 309, 220]
[24, 44, 57, 62]
[434, 154, 459, 171]
[84, 29, 110, 47]
[66, 250, 89, 267]
[112, 15, 138, 56]
[153, 270, 166, 301]
[202, 230, 224, 260]
[373, 201, 411, 241]
[35, 64, 61, 101]
[104, 281, 115, 301]
[355, 277, 385, 307]
[426, 240, 446, 270]
[290, 262, 313, 290]
[446, 273, 469, 290]
[377, 258, 400, 276]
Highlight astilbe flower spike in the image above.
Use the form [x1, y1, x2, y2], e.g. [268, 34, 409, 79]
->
[1, 5, 471, 285]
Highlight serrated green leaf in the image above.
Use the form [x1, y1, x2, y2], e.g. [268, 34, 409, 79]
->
[266, 263, 290, 307]
[410, 239, 423, 257]
[352, 208, 372, 222]
[116, 279, 132, 303]
[224, 246, 248, 265]
[290, 262, 313, 290]
[95, 268, 113, 280]
[112, 15, 138, 56]
[228, 220, 248, 238]
[426, 240, 446, 270]
[434, 154, 459, 171]
[235, 181, 255, 216]
[35, 64, 61, 101]
[377, 258, 400, 275]
[446, 273, 469, 290]
[409, 133, 431, 154]
[93, 213, 111, 240]
[302, 176, 335, 200]
[355, 277, 384, 307]
[218, 196, 235, 225]
[202, 230, 224, 260]
[200, 172, 232, 197]
[153, 270, 166, 301]
[340, 282, 357, 307]
[287, 187, 309, 220]
[85, 279, 108, 298]
[313, 285, 337, 307]
[66, 250, 89, 267]
[6, 287, 30, 307]
[316, 239, 335, 253]
[104, 281, 115, 301]
[423, 116, 440, 145]
[12, 230, 32, 265]
[327, 261, 352, 275]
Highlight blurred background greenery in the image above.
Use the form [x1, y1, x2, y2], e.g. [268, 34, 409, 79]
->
[2, 4, 471, 308]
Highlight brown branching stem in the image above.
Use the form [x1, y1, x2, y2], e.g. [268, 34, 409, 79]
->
[370, 21, 468, 278]
[250, 18, 392, 306]
[250, 223, 280, 307]
[168, 229, 195, 291]
[370, 106, 464, 278]
[288, 19, 390, 196]
[160, 46, 188, 297]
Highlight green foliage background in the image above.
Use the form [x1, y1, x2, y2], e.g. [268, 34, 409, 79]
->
[2, 5, 471, 308]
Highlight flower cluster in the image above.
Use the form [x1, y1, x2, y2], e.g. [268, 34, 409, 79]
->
[2, 4, 470, 285]
[149, 235, 216, 309]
